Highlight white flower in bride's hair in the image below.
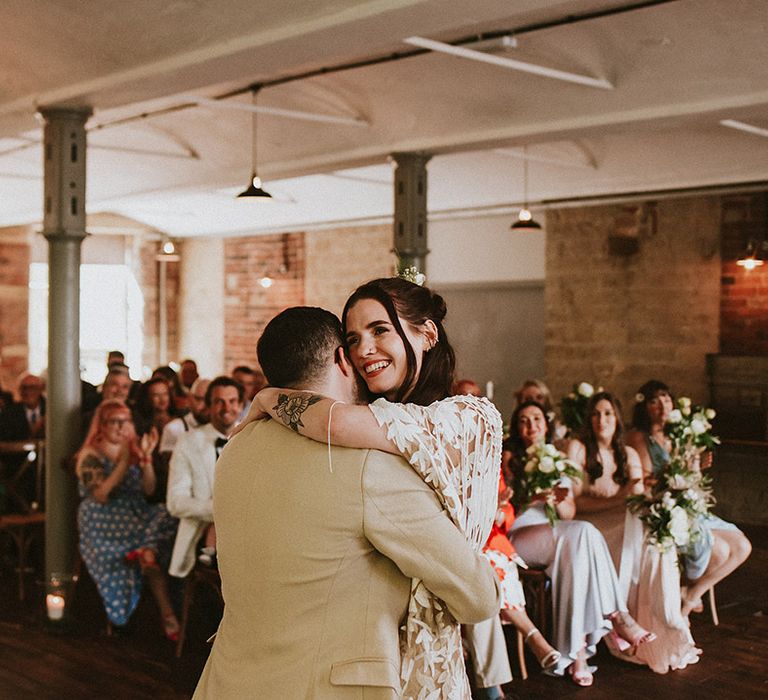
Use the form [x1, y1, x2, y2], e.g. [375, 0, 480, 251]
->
[577, 382, 594, 398]
[397, 265, 426, 286]
[669, 506, 691, 546]
[668, 409, 683, 424]
[539, 456, 556, 474]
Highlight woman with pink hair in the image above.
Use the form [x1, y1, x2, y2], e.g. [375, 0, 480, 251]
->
[76, 399, 179, 637]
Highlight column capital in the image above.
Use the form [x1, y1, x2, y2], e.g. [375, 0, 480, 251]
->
[37, 106, 93, 124]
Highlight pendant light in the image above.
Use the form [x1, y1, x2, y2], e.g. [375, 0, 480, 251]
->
[736, 239, 765, 270]
[237, 86, 272, 199]
[510, 146, 542, 231]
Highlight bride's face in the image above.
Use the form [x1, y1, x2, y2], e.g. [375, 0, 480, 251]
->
[345, 298, 427, 400]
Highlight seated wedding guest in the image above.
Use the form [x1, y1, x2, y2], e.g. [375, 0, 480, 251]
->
[231, 365, 265, 422]
[159, 378, 210, 456]
[514, 378, 567, 444]
[82, 367, 134, 439]
[569, 391, 701, 672]
[454, 378, 483, 396]
[76, 399, 179, 638]
[626, 380, 751, 617]
[505, 400, 655, 687]
[134, 377, 183, 501]
[167, 376, 243, 577]
[0, 373, 46, 440]
[179, 359, 199, 393]
[153, 365, 189, 413]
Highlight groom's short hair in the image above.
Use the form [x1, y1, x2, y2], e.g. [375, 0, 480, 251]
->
[258, 307, 344, 387]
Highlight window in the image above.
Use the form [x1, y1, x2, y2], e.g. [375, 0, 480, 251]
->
[28, 263, 144, 384]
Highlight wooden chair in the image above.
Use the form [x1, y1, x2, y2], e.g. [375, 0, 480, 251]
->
[519, 567, 549, 633]
[707, 586, 719, 626]
[0, 440, 45, 513]
[175, 563, 223, 657]
[0, 511, 46, 600]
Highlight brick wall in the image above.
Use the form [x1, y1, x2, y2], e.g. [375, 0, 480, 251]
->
[304, 224, 394, 315]
[0, 227, 31, 391]
[223, 232, 305, 371]
[545, 196, 722, 412]
[720, 193, 768, 354]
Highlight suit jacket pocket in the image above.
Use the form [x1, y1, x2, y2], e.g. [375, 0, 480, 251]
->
[329, 657, 399, 689]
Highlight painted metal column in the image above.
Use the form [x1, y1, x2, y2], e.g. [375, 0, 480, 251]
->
[40, 107, 91, 580]
[391, 152, 431, 272]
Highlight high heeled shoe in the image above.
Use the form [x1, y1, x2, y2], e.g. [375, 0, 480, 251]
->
[162, 612, 180, 642]
[608, 611, 657, 654]
[524, 628, 561, 670]
[567, 660, 593, 687]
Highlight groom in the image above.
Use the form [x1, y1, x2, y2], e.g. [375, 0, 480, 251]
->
[193, 306, 501, 699]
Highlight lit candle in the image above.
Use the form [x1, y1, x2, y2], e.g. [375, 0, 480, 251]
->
[485, 381, 494, 401]
[46, 593, 65, 620]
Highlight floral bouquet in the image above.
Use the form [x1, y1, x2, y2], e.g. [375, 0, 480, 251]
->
[560, 382, 600, 434]
[520, 442, 581, 525]
[628, 396, 718, 551]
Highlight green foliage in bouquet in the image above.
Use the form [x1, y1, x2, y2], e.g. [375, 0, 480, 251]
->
[560, 382, 599, 435]
[627, 396, 718, 552]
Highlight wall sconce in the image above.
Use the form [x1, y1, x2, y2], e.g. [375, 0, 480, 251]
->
[736, 239, 765, 270]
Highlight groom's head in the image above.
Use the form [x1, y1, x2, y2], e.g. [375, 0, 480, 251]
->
[258, 307, 360, 401]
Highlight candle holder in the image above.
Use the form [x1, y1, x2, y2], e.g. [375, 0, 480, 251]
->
[46, 572, 75, 624]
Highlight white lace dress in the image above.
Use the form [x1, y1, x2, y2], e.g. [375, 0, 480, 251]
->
[369, 395, 502, 700]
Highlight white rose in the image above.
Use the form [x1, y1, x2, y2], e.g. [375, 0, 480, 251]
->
[705, 408, 716, 420]
[661, 492, 676, 511]
[669, 506, 691, 546]
[577, 382, 594, 398]
[690, 419, 707, 436]
[679, 397, 692, 409]
[681, 406, 691, 417]
[539, 456, 556, 474]
[668, 409, 682, 424]
[544, 444, 559, 457]
[669, 473, 689, 490]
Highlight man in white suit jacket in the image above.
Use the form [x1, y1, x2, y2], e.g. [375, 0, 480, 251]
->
[166, 376, 243, 578]
[194, 307, 501, 699]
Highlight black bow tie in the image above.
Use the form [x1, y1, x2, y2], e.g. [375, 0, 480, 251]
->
[215, 437, 228, 456]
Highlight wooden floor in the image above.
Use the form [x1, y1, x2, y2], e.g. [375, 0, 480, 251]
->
[0, 525, 766, 699]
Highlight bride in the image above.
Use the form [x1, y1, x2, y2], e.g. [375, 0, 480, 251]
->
[243, 277, 559, 699]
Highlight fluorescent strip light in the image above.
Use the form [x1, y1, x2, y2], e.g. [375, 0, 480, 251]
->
[404, 36, 613, 90]
[187, 96, 368, 127]
[720, 119, 768, 139]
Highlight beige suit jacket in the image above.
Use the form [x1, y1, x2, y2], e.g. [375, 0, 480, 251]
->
[193, 420, 500, 699]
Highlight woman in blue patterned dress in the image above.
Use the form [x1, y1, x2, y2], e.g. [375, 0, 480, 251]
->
[76, 399, 179, 637]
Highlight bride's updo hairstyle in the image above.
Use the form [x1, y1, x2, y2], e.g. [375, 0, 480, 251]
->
[341, 277, 455, 406]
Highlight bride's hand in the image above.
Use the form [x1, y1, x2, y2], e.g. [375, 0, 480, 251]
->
[230, 389, 270, 437]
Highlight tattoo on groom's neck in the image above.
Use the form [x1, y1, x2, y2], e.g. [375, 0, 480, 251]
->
[274, 392, 323, 433]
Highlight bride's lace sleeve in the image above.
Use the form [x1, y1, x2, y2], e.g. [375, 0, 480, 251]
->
[368, 395, 502, 550]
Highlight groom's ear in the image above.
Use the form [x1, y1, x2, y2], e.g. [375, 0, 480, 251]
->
[334, 345, 354, 376]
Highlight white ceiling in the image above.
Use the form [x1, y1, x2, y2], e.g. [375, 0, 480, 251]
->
[1, 0, 768, 236]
